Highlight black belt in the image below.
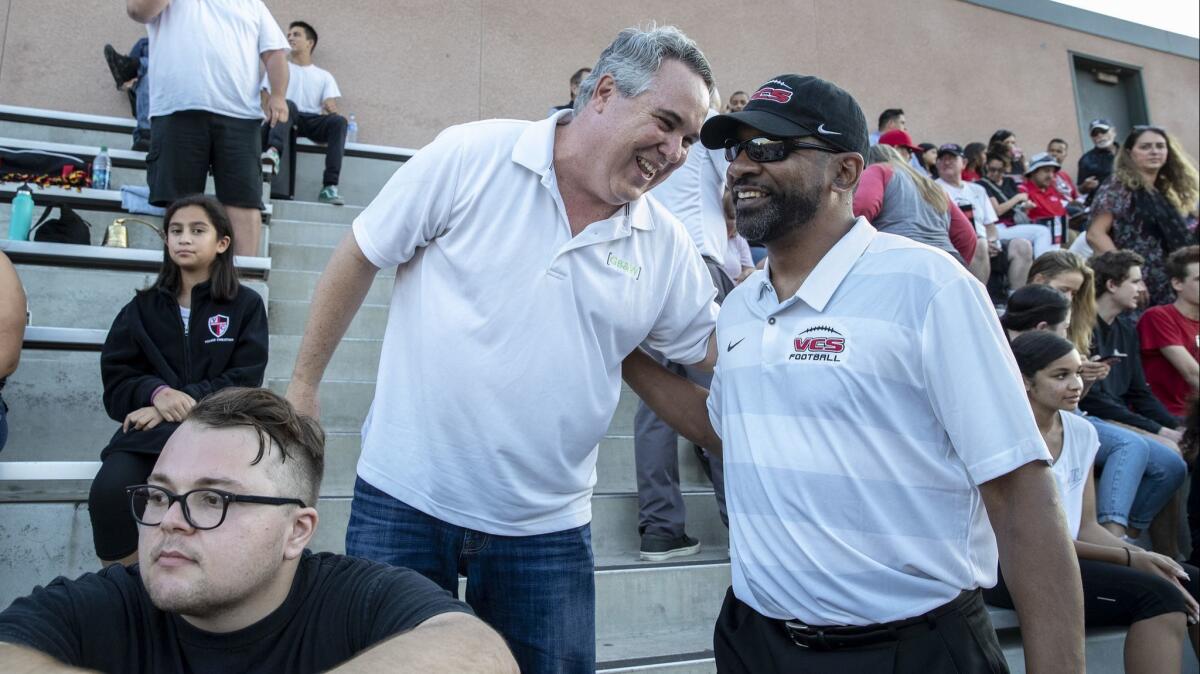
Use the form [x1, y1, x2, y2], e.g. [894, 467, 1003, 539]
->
[781, 589, 977, 650]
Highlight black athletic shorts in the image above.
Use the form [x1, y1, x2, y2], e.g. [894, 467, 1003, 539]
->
[147, 110, 263, 209]
[985, 557, 1198, 625]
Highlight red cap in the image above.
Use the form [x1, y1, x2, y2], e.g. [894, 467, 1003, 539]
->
[878, 129, 921, 153]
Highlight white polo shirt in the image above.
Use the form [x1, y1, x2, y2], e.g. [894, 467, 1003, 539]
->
[352, 111, 718, 536]
[650, 109, 730, 264]
[147, 0, 288, 120]
[936, 178, 997, 237]
[261, 62, 341, 115]
[707, 218, 1050, 625]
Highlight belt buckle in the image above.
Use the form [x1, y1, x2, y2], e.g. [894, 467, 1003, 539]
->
[784, 620, 819, 649]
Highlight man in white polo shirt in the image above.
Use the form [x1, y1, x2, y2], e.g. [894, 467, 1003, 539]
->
[127, 0, 289, 257]
[634, 88, 732, 561]
[285, 26, 718, 673]
[627, 74, 1085, 672]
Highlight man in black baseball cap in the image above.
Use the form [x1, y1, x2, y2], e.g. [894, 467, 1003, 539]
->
[650, 73, 1087, 672]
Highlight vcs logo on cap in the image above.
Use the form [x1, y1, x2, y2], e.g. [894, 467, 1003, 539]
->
[749, 87, 793, 104]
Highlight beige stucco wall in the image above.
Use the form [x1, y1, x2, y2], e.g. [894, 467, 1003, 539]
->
[1, 0, 1196, 166]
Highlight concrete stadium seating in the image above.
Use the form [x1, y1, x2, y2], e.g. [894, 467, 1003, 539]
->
[0, 106, 1194, 673]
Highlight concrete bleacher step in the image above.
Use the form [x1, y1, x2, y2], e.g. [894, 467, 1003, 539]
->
[266, 268, 394, 305]
[268, 218, 355, 246]
[268, 299, 389, 339]
[269, 200, 363, 225]
[16, 265, 269, 331]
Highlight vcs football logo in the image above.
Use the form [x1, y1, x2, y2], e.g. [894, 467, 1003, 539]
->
[790, 325, 845, 362]
[749, 87, 793, 104]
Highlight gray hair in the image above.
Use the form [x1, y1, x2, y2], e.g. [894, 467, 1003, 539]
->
[574, 25, 713, 113]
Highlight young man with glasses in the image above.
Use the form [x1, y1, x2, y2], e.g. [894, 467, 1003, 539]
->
[623, 74, 1085, 672]
[0, 387, 517, 673]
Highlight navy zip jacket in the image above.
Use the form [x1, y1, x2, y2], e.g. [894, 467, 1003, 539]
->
[100, 281, 268, 455]
[1079, 313, 1179, 434]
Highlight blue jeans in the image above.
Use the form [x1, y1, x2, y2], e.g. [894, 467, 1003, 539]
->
[346, 477, 596, 673]
[1088, 417, 1187, 530]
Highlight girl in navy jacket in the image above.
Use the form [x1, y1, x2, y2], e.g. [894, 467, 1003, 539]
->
[88, 195, 268, 564]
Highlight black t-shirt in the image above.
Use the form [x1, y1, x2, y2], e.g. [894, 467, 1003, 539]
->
[0, 551, 472, 673]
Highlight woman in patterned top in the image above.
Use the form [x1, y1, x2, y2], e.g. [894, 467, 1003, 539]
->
[1086, 126, 1198, 308]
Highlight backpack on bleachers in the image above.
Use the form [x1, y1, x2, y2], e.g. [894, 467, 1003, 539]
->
[30, 202, 91, 245]
[0, 147, 91, 189]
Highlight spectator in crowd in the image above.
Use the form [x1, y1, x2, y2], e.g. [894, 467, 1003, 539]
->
[856, 143, 976, 264]
[725, 90, 748, 113]
[88, 195, 269, 567]
[1138, 245, 1199, 417]
[868, 106, 905, 145]
[0, 251, 25, 453]
[0, 387, 517, 673]
[261, 20, 348, 206]
[635, 85, 732, 561]
[962, 141, 987, 182]
[978, 152, 1029, 226]
[876, 128, 919, 163]
[628, 72, 1084, 673]
[552, 67, 592, 113]
[917, 141, 938, 178]
[1018, 152, 1068, 249]
[989, 128, 1025, 176]
[1028, 250, 1099, 356]
[1000, 284, 1071, 341]
[128, 0, 290, 258]
[1081, 250, 1188, 556]
[1047, 137, 1081, 202]
[937, 143, 1034, 295]
[1078, 118, 1119, 199]
[721, 189, 754, 284]
[103, 40, 151, 151]
[1087, 125, 1199, 308]
[1027, 251, 1186, 558]
[987, 332, 1199, 674]
[287, 26, 719, 672]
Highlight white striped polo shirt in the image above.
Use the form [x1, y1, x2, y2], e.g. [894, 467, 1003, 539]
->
[707, 217, 1050, 626]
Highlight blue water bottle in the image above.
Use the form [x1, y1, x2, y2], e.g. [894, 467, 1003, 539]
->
[8, 184, 34, 241]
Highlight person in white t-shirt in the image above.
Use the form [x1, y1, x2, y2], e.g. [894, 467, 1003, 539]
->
[990, 331, 1200, 673]
[262, 21, 348, 206]
[284, 26, 719, 673]
[624, 73, 1084, 673]
[936, 142, 1033, 297]
[128, 0, 289, 258]
[631, 89, 731, 562]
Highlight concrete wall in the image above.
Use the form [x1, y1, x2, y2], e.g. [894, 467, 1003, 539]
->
[0, 0, 1196, 165]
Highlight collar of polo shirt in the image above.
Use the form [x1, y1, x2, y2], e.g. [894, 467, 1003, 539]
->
[758, 218, 877, 311]
[511, 109, 653, 233]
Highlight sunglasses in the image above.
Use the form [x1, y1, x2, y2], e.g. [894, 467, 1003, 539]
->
[725, 137, 839, 163]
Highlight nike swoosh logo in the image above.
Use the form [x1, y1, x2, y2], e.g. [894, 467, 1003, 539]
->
[726, 338, 745, 352]
[817, 123, 842, 136]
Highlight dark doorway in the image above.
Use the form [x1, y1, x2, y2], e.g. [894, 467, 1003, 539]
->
[1071, 53, 1149, 147]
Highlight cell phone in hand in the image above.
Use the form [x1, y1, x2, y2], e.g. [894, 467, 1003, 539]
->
[1099, 349, 1127, 364]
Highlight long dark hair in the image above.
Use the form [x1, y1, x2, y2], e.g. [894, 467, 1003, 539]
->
[1010, 331, 1077, 379]
[149, 194, 240, 302]
[1000, 285, 1071, 333]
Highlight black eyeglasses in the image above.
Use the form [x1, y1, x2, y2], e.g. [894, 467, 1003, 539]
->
[127, 484, 306, 531]
[725, 137, 839, 163]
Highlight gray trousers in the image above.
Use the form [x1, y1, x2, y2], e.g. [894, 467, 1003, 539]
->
[635, 257, 733, 538]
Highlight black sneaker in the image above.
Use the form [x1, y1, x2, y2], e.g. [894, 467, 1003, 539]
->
[640, 533, 701, 562]
[104, 44, 139, 88]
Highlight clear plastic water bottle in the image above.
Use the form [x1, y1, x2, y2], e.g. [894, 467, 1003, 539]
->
[93, 146, 112, 190]
[346, 114, 358, 145]
[9, 184, 34, 240]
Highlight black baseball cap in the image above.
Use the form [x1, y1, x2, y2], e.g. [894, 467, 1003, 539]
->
[1089, 118, 1113, 134]
[937, 143, 965, 158]
[700, 74, 868, 158]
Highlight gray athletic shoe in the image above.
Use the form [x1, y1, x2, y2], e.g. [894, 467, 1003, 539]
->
[639, 533, 701, 562]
